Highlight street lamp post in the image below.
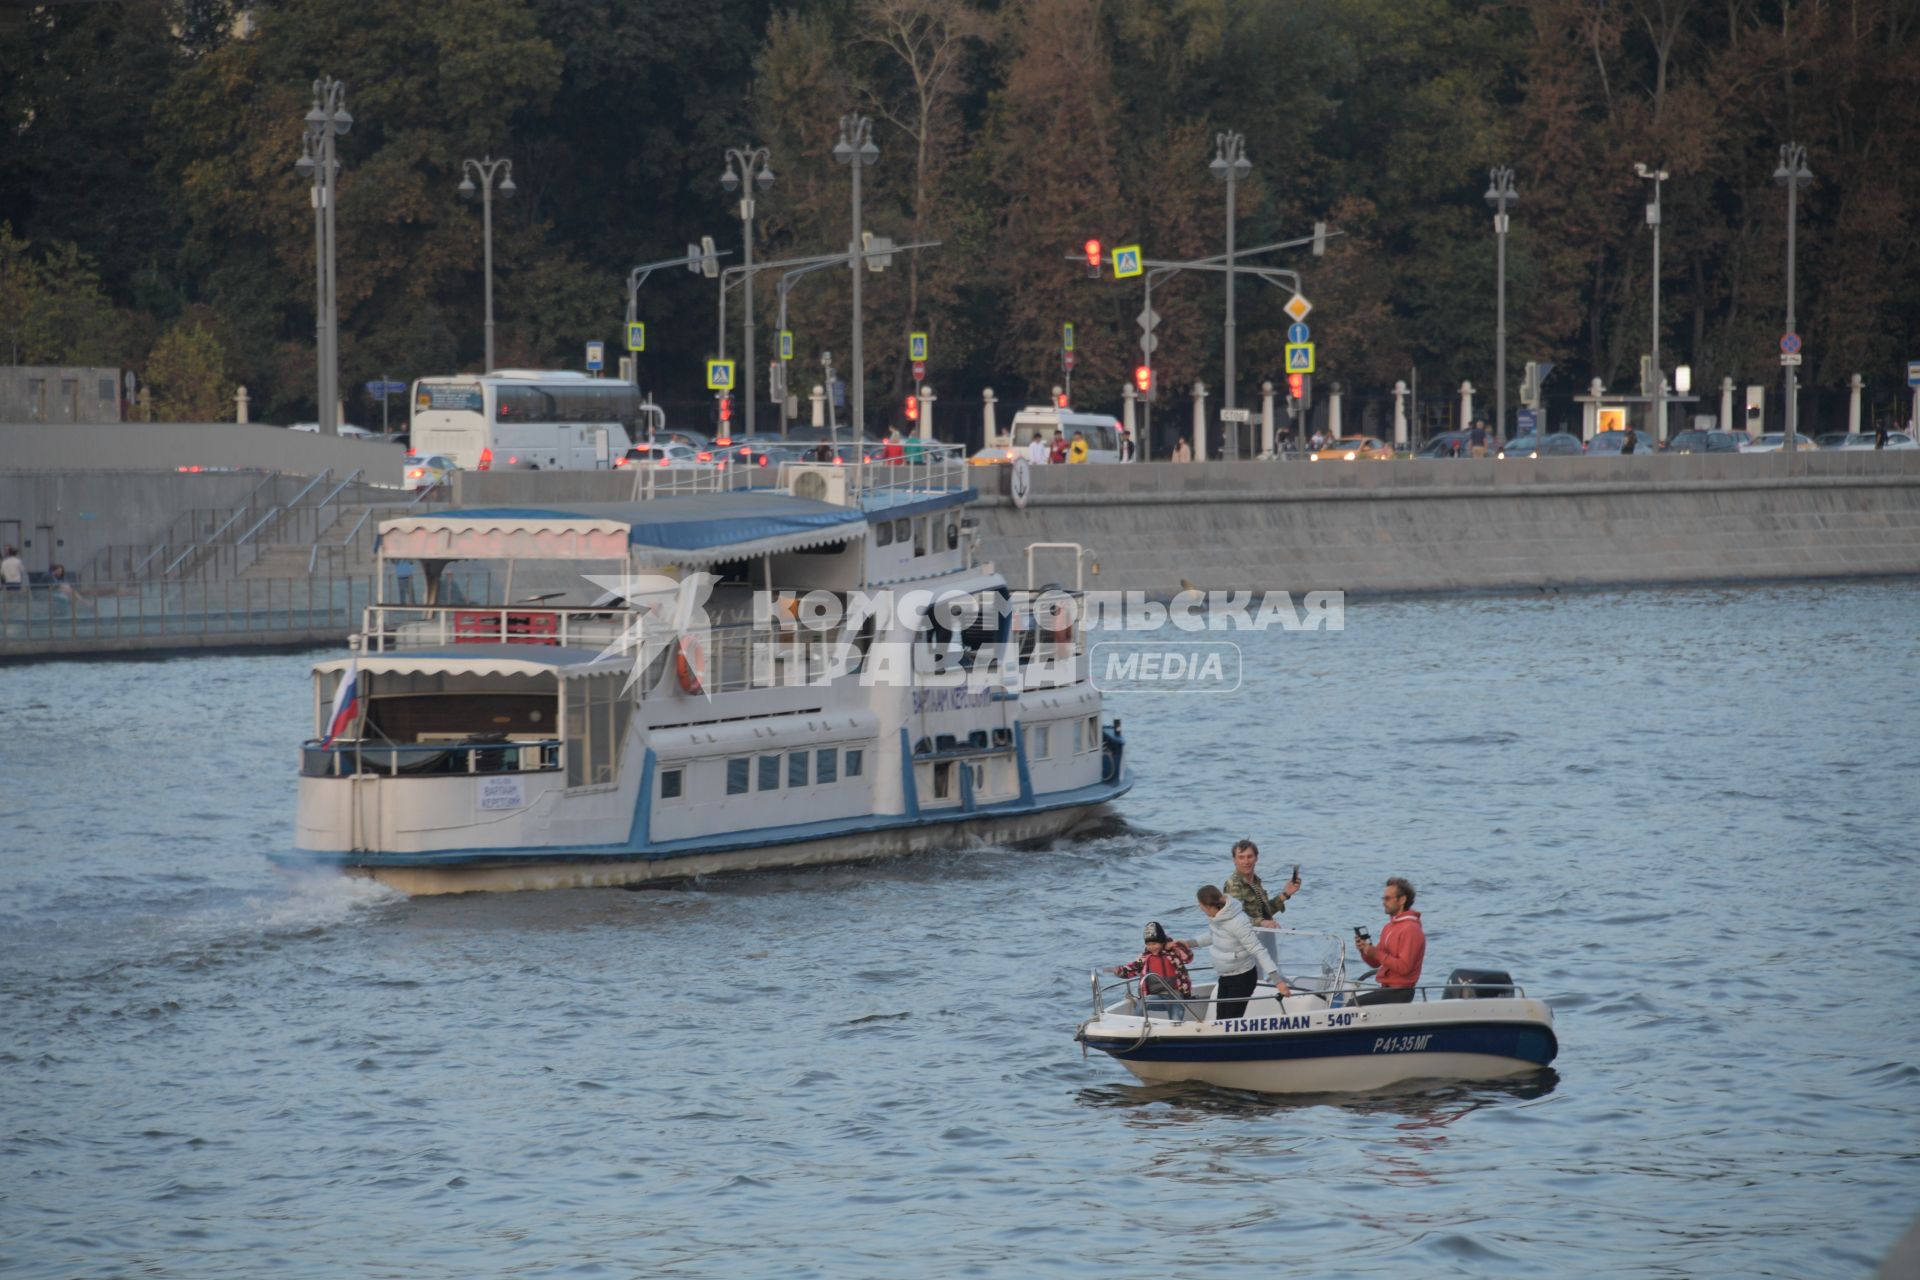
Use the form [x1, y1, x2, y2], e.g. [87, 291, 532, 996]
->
[1774, 143, 1813, 458]
[1209, 132, 1252, 448]
[1485, 166, 1519, 440]
[294, 77, 351, 436]
[722, 146, 775, 434]
[833, 115, 880, 436]
[1635, 162, 1669, 441]
[458, 156, 515, 374]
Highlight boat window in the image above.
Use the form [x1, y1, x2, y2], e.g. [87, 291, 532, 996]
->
[932, 760, 953, 799]
[1086, 715, 1099, 753]
[971, 763, 985, 791]
[875, 521, 893, 548]
[727, 758, 750, 795]
[758, 754, 781, 791]
[914, 518, 929, 556]
[566, 673, 629, 788]
[893, 518, 909, 543]
[1033, 725, 1050, 759]
[816, 748, 837, 784]
[946, 521, 959, 551]
[845, 749, 864, 778]
[660, 768, 683, 800]
[788, 751, 809, 788]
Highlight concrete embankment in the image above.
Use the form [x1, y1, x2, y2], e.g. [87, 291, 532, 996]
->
[452, 453, 1920, 595]
[970, 453, 1920, 594]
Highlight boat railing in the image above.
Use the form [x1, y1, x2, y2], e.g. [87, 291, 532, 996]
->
[301, 737, 562, 778]
[360, 603, 635, 652]
[769, 442, 970, 499]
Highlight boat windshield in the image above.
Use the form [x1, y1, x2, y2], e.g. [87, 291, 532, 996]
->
[1255, 927, 1348, 994]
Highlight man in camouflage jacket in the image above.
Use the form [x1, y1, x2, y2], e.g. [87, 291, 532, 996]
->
[1223, 839, 1300, 927]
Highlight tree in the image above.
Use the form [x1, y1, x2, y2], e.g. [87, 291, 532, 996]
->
[145, 322, 230, 422]
[0, 223, 129, 366]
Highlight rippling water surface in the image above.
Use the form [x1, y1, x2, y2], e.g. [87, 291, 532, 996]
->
[3, 581, 1917, 1278]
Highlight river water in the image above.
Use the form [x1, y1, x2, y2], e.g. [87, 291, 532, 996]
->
[3, 581, 1916, 1278]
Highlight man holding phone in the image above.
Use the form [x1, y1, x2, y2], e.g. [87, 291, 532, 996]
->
[1354, 877, 1425, 1006]
[1223, 839, 1301, 928]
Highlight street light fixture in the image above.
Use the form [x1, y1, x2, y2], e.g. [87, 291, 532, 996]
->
[722, 145, 775, 433]
[459, 156, 514, 374]
[294, 77, 350, 436]
[1773, 142, 1812, 457]
[1634, 161, 1669, 441]
[1210, 131, 1253, 450]
[1485, 166, 1519, 440]
[833, 115, 879, 437]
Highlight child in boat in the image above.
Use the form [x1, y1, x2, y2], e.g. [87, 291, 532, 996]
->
[1106, 922, 1194, 1004]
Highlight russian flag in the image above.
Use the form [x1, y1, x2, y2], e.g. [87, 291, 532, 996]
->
[321, 658, 361, 749]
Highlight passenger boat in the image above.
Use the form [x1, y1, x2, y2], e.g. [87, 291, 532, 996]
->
[1077, 929, 1557, 1093]
[275, 448, 1131, 894]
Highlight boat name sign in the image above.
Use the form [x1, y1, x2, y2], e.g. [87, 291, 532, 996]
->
[479, 775, 526, 810]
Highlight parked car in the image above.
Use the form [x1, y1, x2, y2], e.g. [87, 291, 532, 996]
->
[618, 442, 714, 468]
[1738, 432, 1820, 453]
[1416, 431, 1475, 458]
[1661, 429, 1745, 454]
[1833, 431, 1918, 451]
[1816, 432, 1855, 450]
[290, 422, 375, 438]
[1585, 429, 1648, 456]
[970, 446, 1022, 466]
[404, 454, 457, 490]
[1309, 436, 1394, 461]
[1497, 433, 1584, 458]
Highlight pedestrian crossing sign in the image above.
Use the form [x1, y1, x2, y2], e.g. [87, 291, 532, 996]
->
[1112, 245, 1143, 279]
[706, 359, 736, 390]
[779, 330, 794, 361]
[626, 322, 646, 353]
[910, 332, 929, 362]
[1285, 343, 1315, 374]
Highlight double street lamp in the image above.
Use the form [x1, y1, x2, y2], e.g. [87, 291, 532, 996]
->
[1209, 132, 1252, 431]
[458, 156, 515, 374]
[721, 146, 775, 432]
[1485, 166, 1518, 439]
[1634, 161, 1669, 440]
[294, 77, 350, 436]
[833, 114, 880, 436]
[1774, 142, 1813, 455]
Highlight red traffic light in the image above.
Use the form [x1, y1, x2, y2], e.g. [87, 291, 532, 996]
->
[1083, 239, 1102, 269]
[904, 395, 919, 422]
[1055, 391, 1070, 409]
[719, 393, 733, 422]
[1287, 373, 1305, 400]
[1133, 364, 1152, 394]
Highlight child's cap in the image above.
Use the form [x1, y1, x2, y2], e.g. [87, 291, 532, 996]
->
[1143, 921, 1169, 944]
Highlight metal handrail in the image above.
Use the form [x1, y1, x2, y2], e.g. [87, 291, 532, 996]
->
[310, 504, 378, 573]
[234, 505, 284, 547]
[300, 737, 563, 778]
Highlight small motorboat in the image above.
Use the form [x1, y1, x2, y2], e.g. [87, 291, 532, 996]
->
[1076, 928, 1557, 1094]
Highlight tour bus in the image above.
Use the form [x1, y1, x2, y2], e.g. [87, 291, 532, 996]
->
[409, 371, 654, 471]
[997, 406, 1131, 462]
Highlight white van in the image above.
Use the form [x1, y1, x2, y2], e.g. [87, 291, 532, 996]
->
[1003, 407, 1131, 462]
[410, 371, 638, 471]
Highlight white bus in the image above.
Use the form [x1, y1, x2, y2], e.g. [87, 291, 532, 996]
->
[410, 371, 656, 471]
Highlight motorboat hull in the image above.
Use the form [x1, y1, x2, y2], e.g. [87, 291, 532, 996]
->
[1080, 993, 1557, 1094]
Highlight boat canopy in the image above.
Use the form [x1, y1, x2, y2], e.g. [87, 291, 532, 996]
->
[312, 645, 628, 679]
[378, 494, 871, 567]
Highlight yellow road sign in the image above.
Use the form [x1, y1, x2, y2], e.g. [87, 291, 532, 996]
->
[626, 322, 646, 353]
[1112, 245, 1143, 279]
[1285, 343, 1315, 374]
[706, 360, 736, 390]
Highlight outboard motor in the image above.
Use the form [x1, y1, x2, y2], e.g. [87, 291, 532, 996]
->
[1443, 968, 1514, 999]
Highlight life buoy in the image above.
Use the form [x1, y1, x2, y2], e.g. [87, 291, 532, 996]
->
[675, 632, 706, 695]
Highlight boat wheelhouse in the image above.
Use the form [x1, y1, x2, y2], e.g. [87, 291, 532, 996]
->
[279, 449, 1131, 894]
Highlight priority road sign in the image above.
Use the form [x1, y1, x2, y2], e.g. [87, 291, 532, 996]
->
[910, 331, 929, 361]
[1285, 343, 1315, 374]
[626, 322, 646, 353]
[1287, 321, 1310, 344]
[1284, 294, 1312, 323]
[706, 359, 736, 390]
[1112, 245, 1143, 279]
[1780, 333, 1803, 355]
[779, 330, 794, 361]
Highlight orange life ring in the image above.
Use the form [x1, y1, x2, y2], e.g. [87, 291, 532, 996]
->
[675, 632, 706, 695]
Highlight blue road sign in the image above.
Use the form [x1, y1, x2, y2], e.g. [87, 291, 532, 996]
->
[586, 341, 606, 371]
[1516, 407, 1540, 436]
[1780, 333, 1802, 355]
[1112, 245, 1143, 279]
[364, 380, 408, 397]
[1287, 322, 1310, 344]
[1908, 360, 1920, 388]
[1284, 343, 1315, 374]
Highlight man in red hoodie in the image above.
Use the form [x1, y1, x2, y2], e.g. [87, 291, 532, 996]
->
[1354, 876, 1425, 1006]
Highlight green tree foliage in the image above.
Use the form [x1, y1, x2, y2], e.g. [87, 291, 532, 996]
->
[145, 321, 231, 422]
[5, 0, 1918, 433]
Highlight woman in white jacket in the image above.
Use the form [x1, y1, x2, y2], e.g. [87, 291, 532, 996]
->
[1182, 885, 1292, 1019]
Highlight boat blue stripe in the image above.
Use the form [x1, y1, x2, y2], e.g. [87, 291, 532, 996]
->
[1086, 1020, 1557, 1068]
[276, 770, 1131, 869]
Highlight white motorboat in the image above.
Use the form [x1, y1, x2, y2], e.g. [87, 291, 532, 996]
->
[275, 449, 1132, 894]
[1077, 929, 1558, 1094]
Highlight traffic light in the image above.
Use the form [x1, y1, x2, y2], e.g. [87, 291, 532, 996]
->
[1288, 372, 1305, 400]
[1133, 364, 1153, 395]
[718, 393, 733, 423]
[904, 394, 919, 423]
[1083, 239, 1102, 277]
[1055, 390, 1070, 409]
